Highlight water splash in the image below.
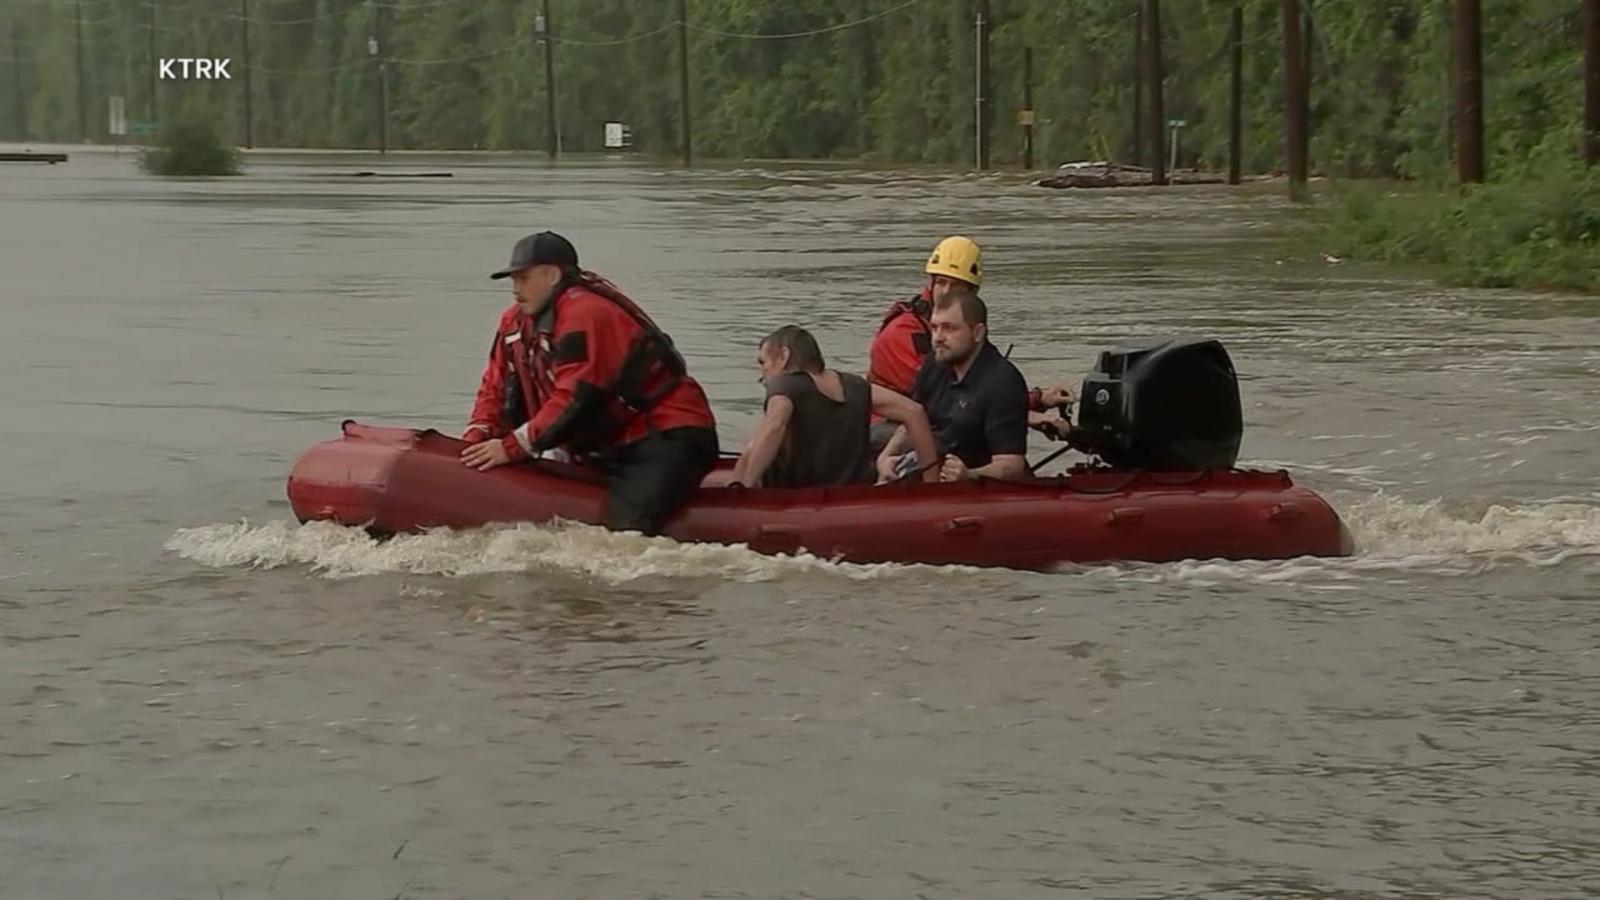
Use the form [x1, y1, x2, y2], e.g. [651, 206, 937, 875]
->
[165, 493, 1600, 586]
[164, 519, 956, 584]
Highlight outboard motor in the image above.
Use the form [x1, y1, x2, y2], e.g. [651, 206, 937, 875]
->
[1071, 338, 1243, 471]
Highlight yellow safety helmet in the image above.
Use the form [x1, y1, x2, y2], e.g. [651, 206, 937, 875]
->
[924, 235, 983, 287]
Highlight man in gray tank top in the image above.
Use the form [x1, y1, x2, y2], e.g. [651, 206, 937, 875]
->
[730, 326, 940, 489]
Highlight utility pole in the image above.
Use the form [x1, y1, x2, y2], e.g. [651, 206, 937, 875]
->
[1021, 45, 1034, 170]
[1142, 0, 1165, 184]
[540, 0, 557, 159]
[974, 0, 991, 170]
[1280, 0, 1309, 200]
[369, 0, 388, 153]
[1303, 0, 1315, 147]
[75, 0, 88, 141]
[1452, 0, 1483, 182]
[10, 23, 23, 141]
[1586, 0, 1599, 164]
[241, 0, 254, 147]
[1228, 5, 1243, 184]
[148, 0, 157, 125]
[677, 0, 691, 165]
[1131, 8, 1142, 165]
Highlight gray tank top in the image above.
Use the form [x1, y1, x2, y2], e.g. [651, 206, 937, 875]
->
[762, 370, 875, 488]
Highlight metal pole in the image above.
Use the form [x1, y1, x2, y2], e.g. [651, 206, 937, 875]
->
[1229, 5, 1243, 184]
[379, 60, 389, 154]
[241, 0, 254, 147]
[148, 0, 157, 125]
[677, 0, 692, 165]
[1142, 0, 1166, 184]
[541, 0, 558, 159]
[1453, 0, 1483, 182]
[1280, 0, 1308, 199]
[977, 0, 991, 170]
[370, 1, 388, 153]
[1586, 0, 1599, 164]
[10, 23, 23, 141]
[972, 3, 985, 169]
[75, 0, 87, 141]
[1022, 45, 1034, 170]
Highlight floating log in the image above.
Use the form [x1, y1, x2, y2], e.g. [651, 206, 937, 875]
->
[345, 170, 453, 178]
[0, 152, 68, 164]
[1036, 160, 1233, 189]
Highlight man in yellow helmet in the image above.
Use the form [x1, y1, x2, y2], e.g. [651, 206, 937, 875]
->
[867, 236, 983, 398]
[867, 236, 1073, 452]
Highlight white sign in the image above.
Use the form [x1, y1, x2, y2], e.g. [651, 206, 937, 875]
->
[108, 96, 127, 136]
[604, 122, 632, 149]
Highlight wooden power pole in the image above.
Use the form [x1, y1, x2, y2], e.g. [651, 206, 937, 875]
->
[1280, 0, 1309, 199]
[1452, 0, 1484, 182]
[677, 0, 691, 165]
[1587, 0, 1600, 164]
[1143, 0, 1166, 184]
[1229, 5, 1243, 184]
[1021, 45, 1034, 170]
[1131, 8, 1143, 166]
[541, 0, 558, 159]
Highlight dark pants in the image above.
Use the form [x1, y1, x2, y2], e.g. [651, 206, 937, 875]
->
[595, 426, 720, 536]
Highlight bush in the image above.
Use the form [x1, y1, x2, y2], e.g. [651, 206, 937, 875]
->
[138, 118, 243, 176]
[1319, 136, 1600, 292]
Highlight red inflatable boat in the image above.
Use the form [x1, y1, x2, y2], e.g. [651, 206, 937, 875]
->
[285, 422, 1355, 570]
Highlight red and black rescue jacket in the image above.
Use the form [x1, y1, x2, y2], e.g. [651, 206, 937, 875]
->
[866, 287, 933, 397]
[499, 272, 715, 460]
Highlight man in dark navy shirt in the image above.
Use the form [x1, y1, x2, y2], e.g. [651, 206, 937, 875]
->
[877, 285, 1031, 483]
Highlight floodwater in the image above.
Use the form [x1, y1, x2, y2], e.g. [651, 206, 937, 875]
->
[1, 146, 1597, 899]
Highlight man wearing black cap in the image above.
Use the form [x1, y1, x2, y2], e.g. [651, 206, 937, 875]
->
[460, 231, 720, 536]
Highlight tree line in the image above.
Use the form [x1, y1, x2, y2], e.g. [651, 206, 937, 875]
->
[3, 0, 1593, 179]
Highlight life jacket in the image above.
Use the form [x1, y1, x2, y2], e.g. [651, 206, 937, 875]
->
[500, 314, 554, 430]
[538, 271, 693, 451]
[867, 290, 935, 400]
[877, 295, 931, 337]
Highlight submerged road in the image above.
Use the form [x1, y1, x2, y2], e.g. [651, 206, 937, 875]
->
[1, 149, 1597, 898]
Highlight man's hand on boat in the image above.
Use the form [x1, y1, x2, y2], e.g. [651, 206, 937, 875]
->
[1029, 410, 1071, 442]
[1035, 384, 1074, 410]
[462, 438, 515, 471]
[939, 457, 972, 481]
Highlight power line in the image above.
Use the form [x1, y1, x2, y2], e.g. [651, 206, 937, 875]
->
[254, 38, 528, 74]
[387, 39, 526, 66]
[551, 23, 677, 48]
[687, 0, 928, 40]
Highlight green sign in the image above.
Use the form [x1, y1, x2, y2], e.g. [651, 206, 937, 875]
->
[1167, 118, 1187, 128]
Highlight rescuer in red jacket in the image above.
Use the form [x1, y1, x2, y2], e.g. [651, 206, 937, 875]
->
[460, 231, 719, 536]
[867, 236, 1075, 449]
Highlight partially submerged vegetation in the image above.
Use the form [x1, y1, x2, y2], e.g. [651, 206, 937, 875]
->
[138, 118, 243, 177]
[1318, 144, 1600, 293]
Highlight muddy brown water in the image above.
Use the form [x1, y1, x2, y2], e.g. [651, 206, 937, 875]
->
[1, 148, 1597, 899]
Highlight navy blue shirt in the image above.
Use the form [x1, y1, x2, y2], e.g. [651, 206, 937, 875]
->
[911, 342, 1029, 469]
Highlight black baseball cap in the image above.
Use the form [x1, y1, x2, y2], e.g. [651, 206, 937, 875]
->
[490, 230, 579, 279]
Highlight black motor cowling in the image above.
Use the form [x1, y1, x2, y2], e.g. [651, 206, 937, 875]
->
[1071, 338, 1243, 471]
